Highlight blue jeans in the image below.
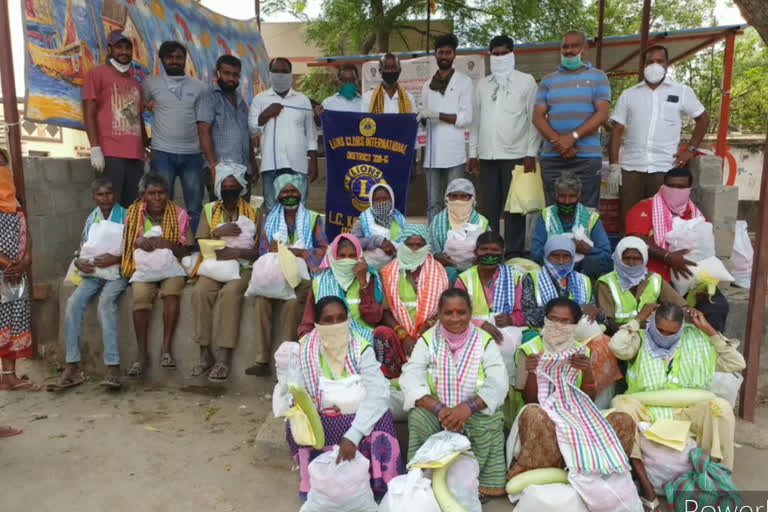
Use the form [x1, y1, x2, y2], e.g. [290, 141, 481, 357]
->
[151, 150, 205, 233]
[425, 164, 466, 223]
[65, 277, 128, 366]
[261, 169, 309, 212]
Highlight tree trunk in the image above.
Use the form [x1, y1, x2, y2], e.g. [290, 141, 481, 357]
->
[733, 0, 768, 44]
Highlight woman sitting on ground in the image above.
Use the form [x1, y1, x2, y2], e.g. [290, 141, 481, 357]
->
[429, 178, 489, 284]
[350, 183, 407, 270]
[400, 288, 509, 499]
[375, 224, 449, 379]
[283, 296, 404, 500]
[597, 236, 685, 336]
[298, 233, 385, 343]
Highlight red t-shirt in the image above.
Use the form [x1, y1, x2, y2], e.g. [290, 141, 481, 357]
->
[82, 65, 144, 160]
[625, 198, 700, 282]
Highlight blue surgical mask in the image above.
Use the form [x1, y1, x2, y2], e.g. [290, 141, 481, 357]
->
[561, 53, 583, 71]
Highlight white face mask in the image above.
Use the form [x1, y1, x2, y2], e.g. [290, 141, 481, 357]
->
[110, 58, 131, 74]
[644, 63, 666, 84]
[270, 72, 293, 93]
[490, 52, 515, 78]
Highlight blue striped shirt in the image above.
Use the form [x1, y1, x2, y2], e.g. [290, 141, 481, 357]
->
[535, 63, 611, 158]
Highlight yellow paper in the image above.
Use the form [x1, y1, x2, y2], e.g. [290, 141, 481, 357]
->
[199, 239, 226, 260]
[644, 419, 692, 451]
[409, 451, 462, 469]
[277, 242, 301, 288]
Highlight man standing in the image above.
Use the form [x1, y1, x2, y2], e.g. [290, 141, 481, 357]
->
[249, 57, 318, 212]
[143, 41, 207, 233]
[321, 64, 363, 112]
[362, 54, 416, 114]
[82, 30, 147, 207]
[418, 34, 473, 223]
[609, 45, 709, 223]
[533, 30, 611, 209]
[469, 35, 539, 258]
[196, 55, 255, 200]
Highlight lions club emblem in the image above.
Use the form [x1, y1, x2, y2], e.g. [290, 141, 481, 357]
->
[359, 117, 377, 137]
[345, 164, 385, 211]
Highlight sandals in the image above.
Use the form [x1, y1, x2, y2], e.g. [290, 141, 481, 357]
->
[641, 496, 661, 511]
[208, 361, 230, 382]
[191, 354, 214, 377]
[160, 353, 177, 369]
[127, 361, 145, 378]
[244, 363, 271, 377]
[0, 371, 42, 391]
[99, 372, 122, 390]
[0, 425, 23, 438]
[46, 373, 84, 392]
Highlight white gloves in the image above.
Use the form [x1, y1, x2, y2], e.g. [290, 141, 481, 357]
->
[416, 108, 439, 122]
[605, 163, 622, 195]
[90, 146, 105, 172]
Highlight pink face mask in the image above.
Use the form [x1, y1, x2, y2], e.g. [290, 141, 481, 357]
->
[659, 185, 691, 215]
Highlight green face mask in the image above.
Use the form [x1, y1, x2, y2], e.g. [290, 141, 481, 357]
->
[338, 81, 358, 100]
[556, 202, 576, 216]
[280, 196, 300, 208]
[330, 257, 359, 291]
[561, 54, 583, 70]
[478, 254, 502, 266]
[397, 244, 429, 271]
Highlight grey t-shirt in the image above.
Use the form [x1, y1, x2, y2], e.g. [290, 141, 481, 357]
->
[142, 75, 206, 154]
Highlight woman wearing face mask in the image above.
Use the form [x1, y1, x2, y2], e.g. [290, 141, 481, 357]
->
[610, 303, 745, 507]
[625, 167, 730, 333]
[374, 225, 449, 379]
[298, 234, 385, 344]
[350, 183, 407, 271]
[597, 236, 686, 336]
[429, 178, 489, 284]
[282, 296, 404, 501]
[508, 298, 639, 511]
[246, 174, 328, 377]
[521, 234, 599, 329]
[400, 288, 509, 499]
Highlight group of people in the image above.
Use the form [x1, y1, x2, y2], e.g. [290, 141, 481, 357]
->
[0, 24, 739, 511]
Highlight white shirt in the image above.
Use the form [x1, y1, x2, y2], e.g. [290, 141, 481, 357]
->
[322, 93, 363, 112]
[399, 332, 509, 415]
[248, 88, 318, 174]
[611, 77, 705, 174]
[360, 87, 416, 114]
[421, 71, 473, 168]
[469, 70, 541, 160]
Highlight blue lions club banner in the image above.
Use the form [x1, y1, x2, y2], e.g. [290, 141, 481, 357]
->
[321, 111, 418, 240]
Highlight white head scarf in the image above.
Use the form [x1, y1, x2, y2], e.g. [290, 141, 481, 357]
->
[613, 236, 649, 291]
[444, 178, 476, 229]
[215, 161, 249, 199]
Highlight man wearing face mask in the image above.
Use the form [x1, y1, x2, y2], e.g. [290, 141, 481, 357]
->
[197, 55, 256, 202]
[625, 167, 730, 332]
[610, 45, 709, 225]
[361, 54, 415, 114]
[143, 41, 207, 233]
[533, 30, 611, 209]
[419, 34, 474, 223]
[319, 64, 363, 112]
[468, 35, 540, 259]
[83, 31, 149, 207]
[248, 57, 318, 212]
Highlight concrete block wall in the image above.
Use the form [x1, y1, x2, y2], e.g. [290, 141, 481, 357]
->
[691, 156, 739, 260]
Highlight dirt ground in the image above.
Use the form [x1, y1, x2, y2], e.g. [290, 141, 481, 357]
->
[2, 360, 767, 512]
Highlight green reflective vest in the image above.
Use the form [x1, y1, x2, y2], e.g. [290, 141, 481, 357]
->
[312, 278, 374, 330]
[541, 205, 600, 236]
[458, 265, 520, 322]
[422, 328, 493, 398]
[317, 338, 372, 379]
[597, 272, 662, 324]
[517, 335, 589, 387]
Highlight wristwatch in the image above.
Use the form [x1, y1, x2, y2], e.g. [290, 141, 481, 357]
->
[572, 131, 580, 140]
[686, 145, 697, 153]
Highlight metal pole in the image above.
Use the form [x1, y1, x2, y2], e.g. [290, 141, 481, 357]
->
[426, 0, 431, 56]
[596, 0, 606, 69]
[0, 0, 25, 203]
[254, 0, 261, 30]
[638, 0, 651, 80]
[0, 0, 35, 355]
[739, 133, 768, 422]
[716, 32, 735, 160]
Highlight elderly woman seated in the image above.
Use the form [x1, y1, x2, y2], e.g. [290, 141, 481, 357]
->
[429, 178, 489, 284]
[375, 224, 449, 379]
[281, 296, 404, 500]
[349, 183, 407, 270]
[597, 236, 686, 336]
[400, 288, 509, 499]
[609, 303, 745, 508]
[121, 173, 195, 377]
[530, 171, 612, 279]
